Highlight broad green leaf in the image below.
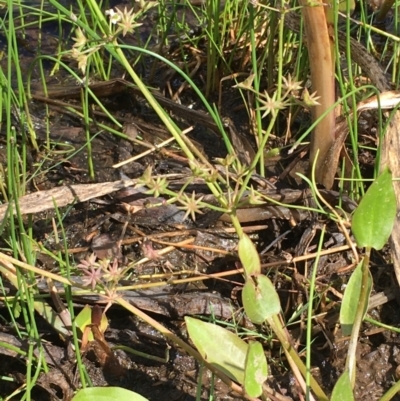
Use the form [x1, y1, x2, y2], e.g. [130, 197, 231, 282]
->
[185, 317, 248, 384]
[244, 341, 268, 397]
[340, 259, 372, 336]
[12, 299, 21, 319]
[352, 168, 396, 250]
[242, 276, 281, 324]
[338, 0, 355, 13]
[238, 234, 260, 277]
[331, 370, 354, 401]
[75, 305, 108, 341]
[264, 148, 280, 159]
[71, 387, 149, 401]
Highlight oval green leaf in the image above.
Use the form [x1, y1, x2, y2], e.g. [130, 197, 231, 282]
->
[331, 370, 354, 401]
[238, 234, 261, 277]
[75, 305, 108, 341]
[72, 387, 149, 401]
[338, 0, 355, 13]
[352, 168, 396, 250]
[244, 341, 268, 398]
[185, 317, 248, 384]
[340, 259, 372, 336]
[242, 276, 281, 324]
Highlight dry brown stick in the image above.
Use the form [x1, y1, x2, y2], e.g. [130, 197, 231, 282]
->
[286, 10, 400, 285]
[284, 11, 390, 93]
[380, 114, 400, 286]
[32, 79, 221, 133]
[0, 179, 137, 223]
[296, 2, 336, 189]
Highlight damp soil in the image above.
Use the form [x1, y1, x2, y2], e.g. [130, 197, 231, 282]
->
[1, 1, 400, 400]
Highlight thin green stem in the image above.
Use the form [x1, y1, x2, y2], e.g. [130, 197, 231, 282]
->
[306, 226, 325, 401]
[345, 250, 371, 387]
[379, 378, 400, 401]
[267, 314, 328, 401]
